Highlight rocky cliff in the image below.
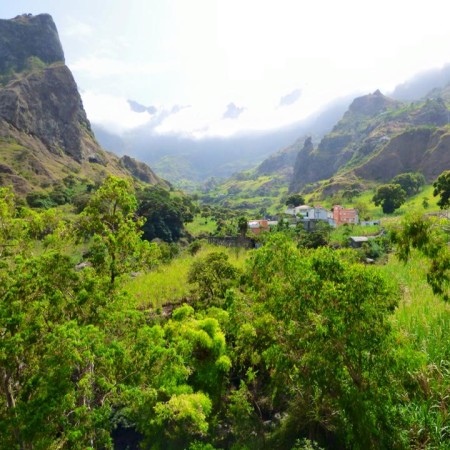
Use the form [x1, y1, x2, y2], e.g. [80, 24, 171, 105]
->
[0, 13, 164, 194]
[289, 89, 450, 194]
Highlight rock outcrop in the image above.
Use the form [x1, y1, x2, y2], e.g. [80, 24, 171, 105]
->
[120, 155, 168, 186]
[0, 64, 101, 162]
[0, 13, 164, 193]
[348, 89, 399, 116]
[0, 14, 64, 73]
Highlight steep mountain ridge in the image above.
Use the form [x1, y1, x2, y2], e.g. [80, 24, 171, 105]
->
[289, 90, 402, 192]
[0, 13, 165, 194]
[289, 89, 450, 195]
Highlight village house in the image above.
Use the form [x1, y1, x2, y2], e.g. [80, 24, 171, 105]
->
[247, 219, 270, 235]
[333, 205, 359, 226]
[348, 236, 369, 248]
[285, 205, 336, 227]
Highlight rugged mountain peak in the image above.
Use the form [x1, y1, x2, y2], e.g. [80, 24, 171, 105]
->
[0, 13, 165, 193]
[0, 14, 64, 73]
[0, 13, 101, 164]
[348, 90, 399, 116]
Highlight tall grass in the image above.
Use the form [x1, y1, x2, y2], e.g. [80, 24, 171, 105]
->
[384, 252, 450, 363]
[122, 243, 249, 309]
[383, 252, 450, 446]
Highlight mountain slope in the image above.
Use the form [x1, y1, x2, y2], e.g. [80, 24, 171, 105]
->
[289, 89, 450, 195]
[0, 13, 166, 194]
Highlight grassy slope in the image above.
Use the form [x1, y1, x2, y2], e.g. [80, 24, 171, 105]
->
[185, 215, 217, 237]
[201, 172, 288, 215]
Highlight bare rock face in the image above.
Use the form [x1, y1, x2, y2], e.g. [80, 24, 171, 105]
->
[0, 64, 100, 162]
[0, 14, 64, 73]
[0, 13, 103, 163]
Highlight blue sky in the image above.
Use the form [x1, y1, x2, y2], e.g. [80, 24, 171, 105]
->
[2, 1, 450, 137]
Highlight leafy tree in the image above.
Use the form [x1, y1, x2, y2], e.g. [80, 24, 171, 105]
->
[342, 183, 363, 201]
[285, 194, 305, 207]
[237, 216, 248, 237]
[230, 234, 405, 448]
[372, 183, 406, 214]
[354, 200, 369, 221]
[391, 212, 450, 300]
[0, 251, 120, 448]
[26, 191, 56, 209]
[297, 221, 332, 248]
[188, 240, 202, 256]
[138, 186, 196, 242]
[433, 170, 450, 209]
[391, 172, 425, 196]
[188, 252, 239, 303]
[78, 176, 159, 284]
[123, 305, 230, 449]
[0, 187, 28, 259]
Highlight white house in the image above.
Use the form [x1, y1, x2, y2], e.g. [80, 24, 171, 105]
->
[285, 205, 335, 227]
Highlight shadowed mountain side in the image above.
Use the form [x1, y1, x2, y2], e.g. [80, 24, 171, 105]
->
[354, 127, 450, 183]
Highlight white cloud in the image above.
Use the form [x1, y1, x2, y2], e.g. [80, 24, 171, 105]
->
[60, 0, 450, 139]
[70, 57, 176, 79]
[60, 17, 94, 38]
[81, 91, 152, 134]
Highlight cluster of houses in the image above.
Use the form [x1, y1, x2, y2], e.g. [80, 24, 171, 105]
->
[248, 204, 379, 235]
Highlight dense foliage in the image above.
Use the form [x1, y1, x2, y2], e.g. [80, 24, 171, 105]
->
[1, 179, 450, 449]
[138, 185, 196, 242]
[391, 172, 425, 197]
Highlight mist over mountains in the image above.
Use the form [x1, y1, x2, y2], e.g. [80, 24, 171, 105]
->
[390, 63, 450, 101]
[93, 94, 355, 186]
[92, 63, 450, 188]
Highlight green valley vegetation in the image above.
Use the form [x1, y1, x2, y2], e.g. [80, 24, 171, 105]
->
[3, 11, 450, 449]
[1, 174, 450, 449]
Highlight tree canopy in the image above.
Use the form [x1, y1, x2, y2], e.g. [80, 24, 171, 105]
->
[285, 193, 305, 207]
[138, 186, 196, 242]
[433, 170, 450, 209]
[372, 183, 406, 214]
[391, 172, 425, 196]
[78, 176, 159, 284]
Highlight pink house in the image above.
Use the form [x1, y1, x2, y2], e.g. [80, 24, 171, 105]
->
[333, 205, 359, 226]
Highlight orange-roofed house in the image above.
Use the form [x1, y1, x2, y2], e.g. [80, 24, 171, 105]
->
[247, 220, 270, 235]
